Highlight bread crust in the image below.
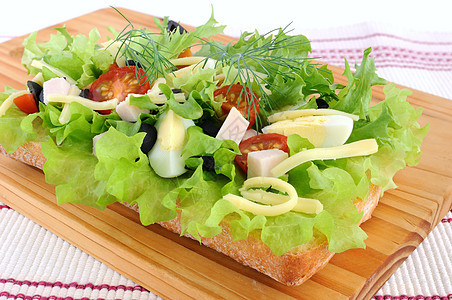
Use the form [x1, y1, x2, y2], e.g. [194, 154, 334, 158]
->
[1, 141, 381, 286]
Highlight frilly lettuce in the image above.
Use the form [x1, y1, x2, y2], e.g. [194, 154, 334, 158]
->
[0, 18, 428, 256]
[22, 26, 114, 88]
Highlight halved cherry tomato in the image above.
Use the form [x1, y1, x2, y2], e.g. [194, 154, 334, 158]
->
[89, 66, 150, 114]
[13, 93, 38, 114]
[108, 62, 119, 71]
[235, 133, 289, 173]
[214, 84, 260, 128]
[178, 48, 193, 58]
[176, 48, 193, 69]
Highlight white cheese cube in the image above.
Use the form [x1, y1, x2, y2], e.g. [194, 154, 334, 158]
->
[43, 77, 71, 104]
[116, 95, 150, 122]
[247, 149, 288, 178]
[216, 107, 249, 145]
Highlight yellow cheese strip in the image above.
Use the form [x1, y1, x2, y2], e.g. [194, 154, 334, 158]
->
[271, 139, 379, 177]
[47, 94, 118, 110]
[58, 86, 82, 124]
[0, 90, 28, 117]
[169, 56, 207, 66]
[239, 189, 323, 214]
[223, 177, 298, 216]
[267, 108, 359, 123]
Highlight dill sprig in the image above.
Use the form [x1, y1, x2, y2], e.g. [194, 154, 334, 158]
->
[201, 25, 313, 128]
[110, 7, 174, 84]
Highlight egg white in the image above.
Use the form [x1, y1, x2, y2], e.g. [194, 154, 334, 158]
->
[262, 114, 354, 148]
[148, 109, 194, 178]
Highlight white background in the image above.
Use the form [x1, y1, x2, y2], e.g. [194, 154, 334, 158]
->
[1, 0, 451, 39]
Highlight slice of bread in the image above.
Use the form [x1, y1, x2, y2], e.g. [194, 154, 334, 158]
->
[1, 141, 381, 286]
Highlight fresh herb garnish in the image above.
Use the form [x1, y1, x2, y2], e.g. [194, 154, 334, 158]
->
[199, 25, 314, 128]
[110, 7, 175, 84]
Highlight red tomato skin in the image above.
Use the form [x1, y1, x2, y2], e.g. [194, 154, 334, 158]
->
[89, 66, 150, 114]
[176, 48, 193, 69]
[235, 133, 289, 173]
[214, 84, 260, 129]
[13, 93, 38, 114]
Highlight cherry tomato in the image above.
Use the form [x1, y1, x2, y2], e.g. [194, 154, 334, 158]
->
[176, 48, 193, 69]
[108, 62, 119, 71]
[235, 133, 289, 173]
[214, 84, 260, 129]
[13, 93, 38, 114]
[178, 48, 193, 58]
[89, 66, 150, 114]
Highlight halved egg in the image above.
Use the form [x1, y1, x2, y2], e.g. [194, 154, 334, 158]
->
[148, 109, 194, 178]
[262, 115, 354, 148]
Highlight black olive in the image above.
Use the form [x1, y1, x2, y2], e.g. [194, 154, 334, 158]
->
[39, 89, 44, 104]
[316, 98, 329, 109]
[126, 60, 143, 69]
[139, 123, 157, 154]
[27, 81, 43, 107]
[201, 156, 215, 172]
[167, 20, 187, 34]
[79, 89, 90, 99]
[199, 119, 221, 137]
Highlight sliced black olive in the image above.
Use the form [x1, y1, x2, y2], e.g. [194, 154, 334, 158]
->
[158, 88, 183, 96]
[167, 20, 187, 34]
[39, 89, 44, 104]
[198, 119, 221, 137]
[79, 89, 90, 99]
[126, 59, 143, 69]
[201, 156, 215, 172]
[27, 81, 43, 106]
[316, 98, 329, 109]
[139, 123, 157, 154]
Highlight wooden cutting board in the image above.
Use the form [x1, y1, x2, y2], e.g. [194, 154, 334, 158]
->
[0, 7, 451, 300]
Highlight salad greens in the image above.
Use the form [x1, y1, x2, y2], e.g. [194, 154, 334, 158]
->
[0, 9, 428, 256]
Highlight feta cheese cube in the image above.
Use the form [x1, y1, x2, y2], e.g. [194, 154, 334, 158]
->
[43, 77, 71, 104]
[116, 95, 150, 122]
[216, 107, 249, 144]
[247, 149, 288, 178]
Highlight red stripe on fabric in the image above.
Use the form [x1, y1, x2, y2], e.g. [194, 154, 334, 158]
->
[313, 46, 452, 58]
[308, 57, 452, 72]
[310, 48, 452, 65]
[0, 278, 148, 293]
[0, 293, 98, 300]
[442, 218, 452, 223]
[310, 32, 452, 46]
[309, 48, 452, 71]
[0, 204, 11, 209]
[372, 294, 452, 300]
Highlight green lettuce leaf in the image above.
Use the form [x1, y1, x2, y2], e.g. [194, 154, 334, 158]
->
[22, 27, 114, 87]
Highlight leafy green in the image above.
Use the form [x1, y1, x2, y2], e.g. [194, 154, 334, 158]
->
[0, 88, 46, 152]
[0, 11, 428, 257]
[22, 26, 114, 87]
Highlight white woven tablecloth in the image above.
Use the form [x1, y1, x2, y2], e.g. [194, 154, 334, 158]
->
[0, 3, 451, 299]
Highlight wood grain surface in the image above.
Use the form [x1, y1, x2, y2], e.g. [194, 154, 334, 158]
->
[0, 7, 451, 300]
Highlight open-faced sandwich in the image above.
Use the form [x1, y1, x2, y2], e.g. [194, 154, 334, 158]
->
[0, 8, 428, 286]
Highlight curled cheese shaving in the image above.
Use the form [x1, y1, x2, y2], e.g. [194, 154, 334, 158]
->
[169, 56, 207, 66]
[239, 189, 323, 214]
[223, 177, 298, 216]
[46, 94, 118, 110]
